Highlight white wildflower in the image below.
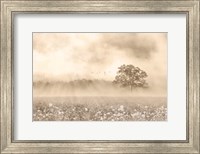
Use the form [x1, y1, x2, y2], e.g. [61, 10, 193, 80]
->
[118, 105, 124, 111]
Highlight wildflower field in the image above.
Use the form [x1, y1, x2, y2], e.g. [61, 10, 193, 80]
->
[33, 97, 167, 121]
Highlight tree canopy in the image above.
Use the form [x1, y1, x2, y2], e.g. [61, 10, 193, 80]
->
[113, 64, 148, 91]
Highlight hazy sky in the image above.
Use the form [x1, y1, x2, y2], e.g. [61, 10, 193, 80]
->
[33, 33, 167, 92]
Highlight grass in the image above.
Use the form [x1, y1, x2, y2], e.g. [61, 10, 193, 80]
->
[33, 97, 167, 121]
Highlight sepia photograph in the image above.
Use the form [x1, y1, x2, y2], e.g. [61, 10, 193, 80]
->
[33, 33, 167, 121]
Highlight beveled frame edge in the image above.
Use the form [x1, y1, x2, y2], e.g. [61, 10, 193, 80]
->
[1, 0, 199, 153]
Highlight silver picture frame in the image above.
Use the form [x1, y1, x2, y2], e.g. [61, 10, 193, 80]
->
[1, 0, 199, 153]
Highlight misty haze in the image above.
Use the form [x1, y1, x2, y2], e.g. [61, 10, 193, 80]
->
[33, 33, 167, 121]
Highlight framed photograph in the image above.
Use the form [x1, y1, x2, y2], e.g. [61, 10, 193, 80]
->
[33, 32, 167, 122]
[1, 0, 199, 153]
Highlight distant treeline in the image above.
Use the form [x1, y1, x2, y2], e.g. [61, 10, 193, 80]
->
[33, 79, 152, 97]
[33, 79, 114, 89]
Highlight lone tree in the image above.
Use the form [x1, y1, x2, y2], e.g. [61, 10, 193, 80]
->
[113, 64, 148, 91]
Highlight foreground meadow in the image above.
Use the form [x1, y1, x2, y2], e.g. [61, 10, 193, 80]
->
[33, 97, 167, 121]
